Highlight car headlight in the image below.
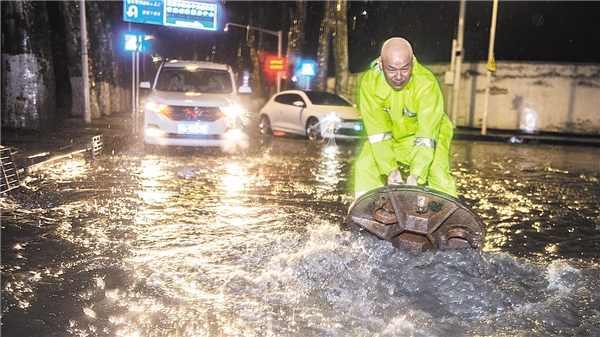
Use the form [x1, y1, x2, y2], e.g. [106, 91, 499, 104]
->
[219, 103, 245, 118]
[145, 101, 171, 114]
[220, 103, 249, 128]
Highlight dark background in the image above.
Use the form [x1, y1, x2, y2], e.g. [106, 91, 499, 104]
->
[46, 1, 600, 79]
[113, 1, 599, 72]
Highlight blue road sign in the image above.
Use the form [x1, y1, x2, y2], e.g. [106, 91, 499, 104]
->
[124, 33, 145, 52]
[123, 0, 163, 26]
[124, 0, 218, 31]
[300, 60, 316, 76]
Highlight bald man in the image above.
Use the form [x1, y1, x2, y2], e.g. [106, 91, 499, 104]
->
[354, 37, 457, 198]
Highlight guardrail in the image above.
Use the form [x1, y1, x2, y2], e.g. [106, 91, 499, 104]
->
[0, 134, 104, 195]
[0, 147, 21, 194]
[92, 135, 103, 159]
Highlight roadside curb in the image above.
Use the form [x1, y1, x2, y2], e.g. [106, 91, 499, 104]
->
[453, 127, 600, 147]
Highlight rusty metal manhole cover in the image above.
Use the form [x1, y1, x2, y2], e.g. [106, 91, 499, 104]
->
[347, 185, 485, 253]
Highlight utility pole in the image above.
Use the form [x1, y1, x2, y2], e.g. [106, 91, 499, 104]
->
[80, 0, 91, 123]
[481, 0, 499, 135]
[450, 0, 466, 127]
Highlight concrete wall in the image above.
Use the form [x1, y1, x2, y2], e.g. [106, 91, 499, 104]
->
[328, 61, 600, 135]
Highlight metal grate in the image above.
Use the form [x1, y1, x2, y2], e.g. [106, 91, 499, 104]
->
[1, 146, 21, 194]
[91, 135, 103, 159]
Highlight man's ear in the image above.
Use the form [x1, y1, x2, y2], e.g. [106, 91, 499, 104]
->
[378, 57, 383, 70]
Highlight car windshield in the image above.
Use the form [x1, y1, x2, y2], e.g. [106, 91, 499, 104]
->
[304, 91, 353, 107]
[156, 68, 233, 94]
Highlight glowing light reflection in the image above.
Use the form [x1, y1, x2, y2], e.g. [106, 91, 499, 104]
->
[314, 145, 343, 195]
[221, 129, 249, 153]
[137, 157, 172, 204]
[42, 157, 89, 181]
[219, 162, 252, 195]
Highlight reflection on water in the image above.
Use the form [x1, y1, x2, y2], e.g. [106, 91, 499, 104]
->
[1, 139, 599, 336]
[314, 144, 344, 196]
[452, 141, 600, 263]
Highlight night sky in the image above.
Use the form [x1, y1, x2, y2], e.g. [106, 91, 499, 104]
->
[117, 1, 600, 75]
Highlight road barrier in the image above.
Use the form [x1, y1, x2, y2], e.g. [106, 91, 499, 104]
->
[0, 147, 21, 194]
[0, 134, 104, 195]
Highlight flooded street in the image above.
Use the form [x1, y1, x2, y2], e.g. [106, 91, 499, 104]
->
[2, 134, 599, 336]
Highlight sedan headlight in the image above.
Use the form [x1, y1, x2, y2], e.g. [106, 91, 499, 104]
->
[219, 103, 245, 118]
[220, 103, 249, 128]
[145, 101, 171, 114]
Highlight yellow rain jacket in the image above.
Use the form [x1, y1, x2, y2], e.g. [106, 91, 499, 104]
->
[354, 57, 457, 197]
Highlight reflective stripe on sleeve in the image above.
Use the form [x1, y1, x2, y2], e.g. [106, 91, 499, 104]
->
[368, 132, 393, 144]
[402, 108, 417, 117]
[414, 137, 437, 148]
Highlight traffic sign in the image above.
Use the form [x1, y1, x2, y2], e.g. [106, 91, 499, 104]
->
[123, 0, 163, 26]
[300, 61, 316, 76]
[264, 56, 286, 74]
[123, 0, 218, 31]
[124, 33, 145, 52]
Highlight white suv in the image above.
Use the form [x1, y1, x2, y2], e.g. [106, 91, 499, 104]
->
[140, 60, 248, 146]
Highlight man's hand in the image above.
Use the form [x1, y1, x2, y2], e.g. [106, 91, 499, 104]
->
[406, 174, 419, 186]
[387, 170, 403, 185]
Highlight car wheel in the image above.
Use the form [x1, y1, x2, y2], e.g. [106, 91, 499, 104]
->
[259, 115, 272, 135]
[306, 117, 322, 141]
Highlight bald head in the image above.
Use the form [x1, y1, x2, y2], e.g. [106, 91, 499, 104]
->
[379, 37, 414, 91]
[380, 37, 413, 61]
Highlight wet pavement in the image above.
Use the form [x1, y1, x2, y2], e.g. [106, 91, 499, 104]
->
[2, 110, 598, 173]
[1, 110, 600, 336]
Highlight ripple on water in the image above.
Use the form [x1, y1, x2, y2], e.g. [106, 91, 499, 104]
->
[2, 141, 599, 336]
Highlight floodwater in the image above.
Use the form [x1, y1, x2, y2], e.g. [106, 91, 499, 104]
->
[2, 134, 599, 337]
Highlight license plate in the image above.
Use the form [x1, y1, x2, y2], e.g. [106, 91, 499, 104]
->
[177, 123, 208, 134]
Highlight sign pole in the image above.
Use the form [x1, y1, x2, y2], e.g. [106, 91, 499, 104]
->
[451, 0, 466, 127]
[130, 25, 136, 135]
[135, 50, 140, 134]
[80, 0, 91, 123]
[277, 30, 282, 93]
[481, 0, 498, 135]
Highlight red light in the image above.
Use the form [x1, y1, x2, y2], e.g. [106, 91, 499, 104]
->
[264, 56, 287, 75]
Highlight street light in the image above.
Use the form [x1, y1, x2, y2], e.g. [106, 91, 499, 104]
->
[224, 22, 283, 93]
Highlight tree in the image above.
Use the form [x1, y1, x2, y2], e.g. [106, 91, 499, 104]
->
[314, 1, 350, 96]
[333, 1, 350, 98]
[87, 1, 112, 117]
[58, 0, 100, 118]
[286, 1, 306, 89]
[1, 1, 56, 130]
[315, 1, 335, 91]
[97, 2, 124, 115]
